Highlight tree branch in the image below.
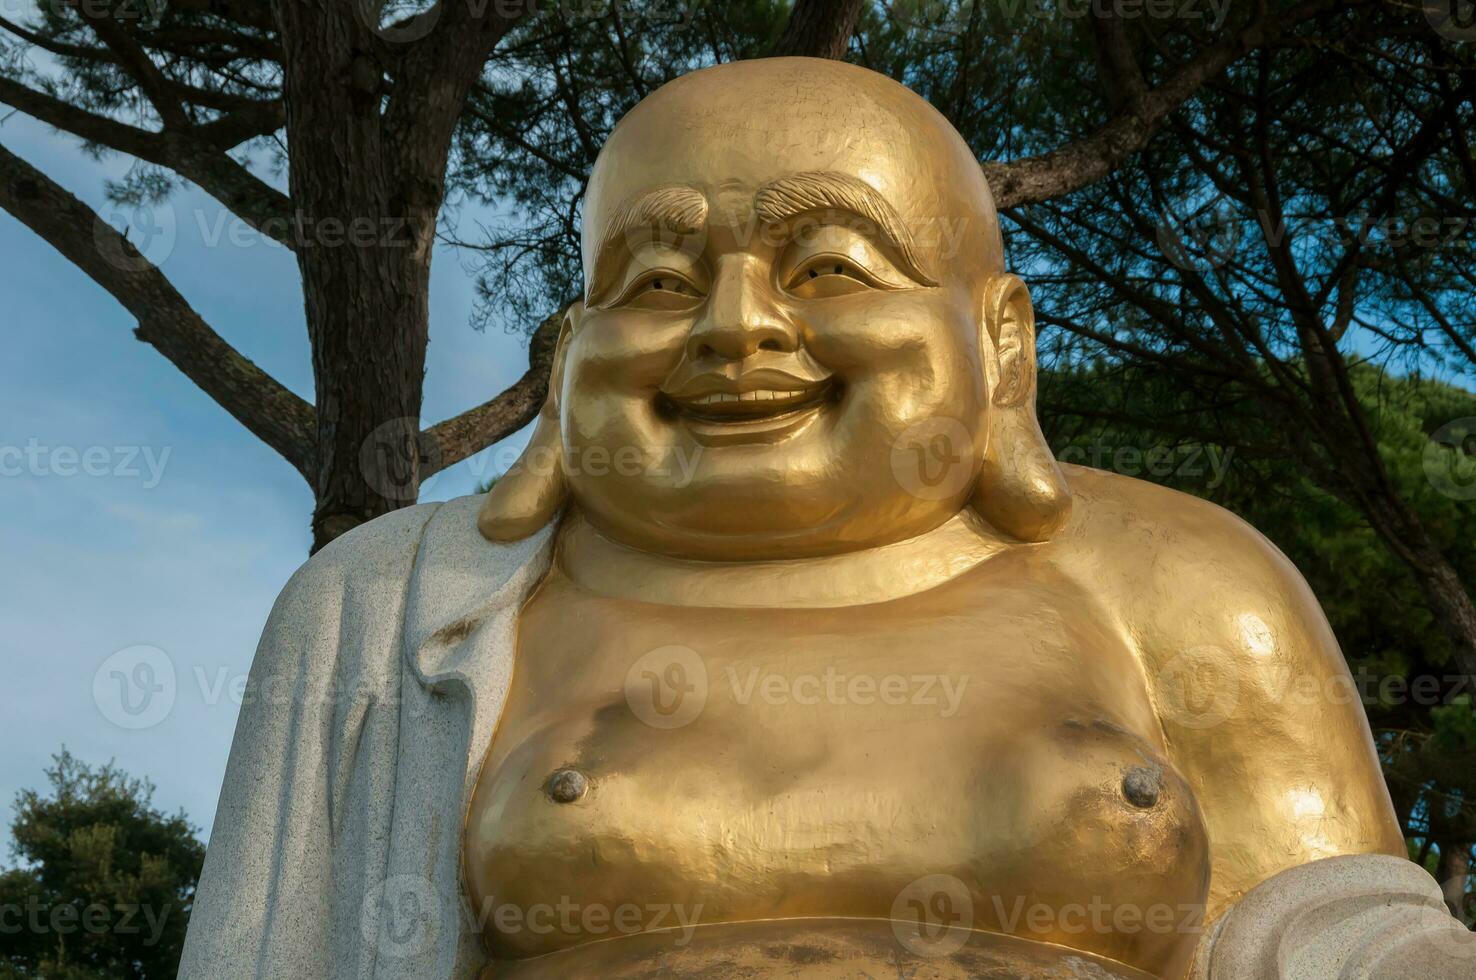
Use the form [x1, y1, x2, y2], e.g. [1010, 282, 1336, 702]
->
[421, 310, 562, 475]
[0, 77, 294, 246]
[983, 0, 1340, 208]
[0, 76, 158, 157]
[75, 7, 190, 130]
[1090, 6, 1148, 109]
[384, 0, 527, 177]
[0, 140, 315, 479]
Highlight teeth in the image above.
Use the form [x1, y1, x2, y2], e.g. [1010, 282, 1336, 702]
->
[693, 390, 804, 405]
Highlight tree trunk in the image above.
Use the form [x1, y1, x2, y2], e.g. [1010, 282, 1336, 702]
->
[773, 0, 864, 60]
[274, 3, 439, 551]
[1436, 841, 1472, 922]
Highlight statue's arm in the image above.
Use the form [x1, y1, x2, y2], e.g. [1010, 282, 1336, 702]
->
[1133, 500, 1405, 914]
[177, 504, 440, 980]
[1128, 493, 1475, 977]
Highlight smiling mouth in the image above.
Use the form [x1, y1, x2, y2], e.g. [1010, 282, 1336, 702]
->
[666, 382, 835, 424]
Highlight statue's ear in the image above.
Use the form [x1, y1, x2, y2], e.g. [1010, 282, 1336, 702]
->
[477, 303, 579, 542]
[969, 276, 1073, 542]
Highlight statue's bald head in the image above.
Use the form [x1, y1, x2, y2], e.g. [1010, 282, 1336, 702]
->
[492, 56, 1063, 562]
[583, 57, 1004, 295]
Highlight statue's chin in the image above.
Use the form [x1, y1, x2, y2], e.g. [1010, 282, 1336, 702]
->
[488, 917, 1159, 980]
[576, 503, 969, 564]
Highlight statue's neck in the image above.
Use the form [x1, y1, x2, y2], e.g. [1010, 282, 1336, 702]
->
[553, 508, 1010, 609]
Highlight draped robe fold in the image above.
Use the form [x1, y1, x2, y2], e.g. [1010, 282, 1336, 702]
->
[178, 495, 555, 980]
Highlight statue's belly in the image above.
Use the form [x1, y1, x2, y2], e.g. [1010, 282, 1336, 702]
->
[483, 918, 1161, 979]
[464, 568, 1210, 979]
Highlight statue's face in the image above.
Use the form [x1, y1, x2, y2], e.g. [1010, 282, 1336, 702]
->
[562, 59, 1007, 560]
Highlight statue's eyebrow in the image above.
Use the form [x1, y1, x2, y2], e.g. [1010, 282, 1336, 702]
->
[753, 171, 938, 287]
[586, 184, 708, 306]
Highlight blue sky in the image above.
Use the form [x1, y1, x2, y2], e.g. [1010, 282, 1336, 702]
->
[1, 111, 538, 842]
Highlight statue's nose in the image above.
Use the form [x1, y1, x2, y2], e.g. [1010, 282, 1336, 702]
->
[687, 255, 798, 361]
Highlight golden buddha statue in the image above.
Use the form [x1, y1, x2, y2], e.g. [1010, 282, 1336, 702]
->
[178, 58, 1476, 980]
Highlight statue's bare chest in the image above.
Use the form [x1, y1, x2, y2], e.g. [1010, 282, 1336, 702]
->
[464, 562, 1209, 975]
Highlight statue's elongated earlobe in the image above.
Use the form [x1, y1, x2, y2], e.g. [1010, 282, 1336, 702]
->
[969, 277, 1072, 542]
[478, 307, 578, 542]
[972, 411, 1072, 542]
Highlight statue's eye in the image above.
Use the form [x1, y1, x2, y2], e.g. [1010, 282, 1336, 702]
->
[614, 270, 705, 311]
[786, 256, 878, 298]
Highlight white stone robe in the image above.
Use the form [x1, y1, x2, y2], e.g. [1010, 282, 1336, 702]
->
[177, 493, 1475, 980]
[178, 495, 553, 980]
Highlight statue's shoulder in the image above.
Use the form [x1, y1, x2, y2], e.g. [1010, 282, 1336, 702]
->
[258, 495, 551, 681]
[1061, 462, 1290, 560]
[278, 501, 446, 603]
[281, 495, 520, 599]
[1057, 463, 1318, 634]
